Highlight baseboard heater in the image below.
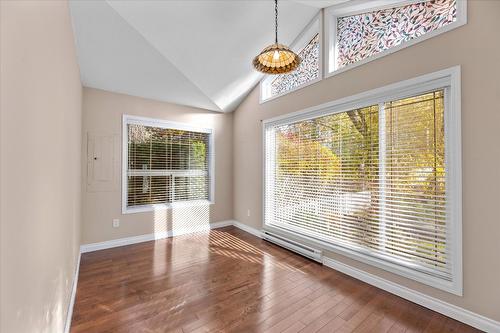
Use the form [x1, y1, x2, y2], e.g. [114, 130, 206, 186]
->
[262, 231, 323, 263]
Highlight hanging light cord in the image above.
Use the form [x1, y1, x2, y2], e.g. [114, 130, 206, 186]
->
[275, 0, 278, 44]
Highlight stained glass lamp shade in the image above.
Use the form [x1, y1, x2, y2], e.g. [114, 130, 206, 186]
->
[253, 43, 300, 75]
[253, 0, 300, 75]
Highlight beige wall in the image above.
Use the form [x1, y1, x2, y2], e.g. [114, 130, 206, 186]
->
[81, 88, 233, 244]
[233, 0, 500, 322]
[1, 0, 497, 330]
[0, 1, 82, 332]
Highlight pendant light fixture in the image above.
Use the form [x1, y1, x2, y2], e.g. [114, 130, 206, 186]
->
[253, 0, 301, 75]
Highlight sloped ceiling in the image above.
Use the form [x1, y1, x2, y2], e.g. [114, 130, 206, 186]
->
[69, 1, 321, 112]
[294, 0, 350, 7]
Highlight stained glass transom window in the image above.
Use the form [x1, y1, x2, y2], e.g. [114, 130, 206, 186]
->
[336, 0, 457, 69]
[270, 33, 320, 97]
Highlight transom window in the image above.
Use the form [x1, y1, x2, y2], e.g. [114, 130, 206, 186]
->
[122, 116, 213, 213]
[327, 0, 466, 74]
[269, 33, 320, 97]
[264, 68, 462, 294]
[336, 0, 457, 69]
[260, 1, 466, 101]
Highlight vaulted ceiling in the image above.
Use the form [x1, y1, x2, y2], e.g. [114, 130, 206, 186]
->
[69, 1, 344, 112]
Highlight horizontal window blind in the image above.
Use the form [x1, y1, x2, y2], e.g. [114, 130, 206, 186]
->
[265, 90, 451, 280]
[126, 123, 210, 208]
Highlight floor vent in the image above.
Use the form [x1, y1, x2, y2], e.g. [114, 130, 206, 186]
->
[262, 231, 323, 263]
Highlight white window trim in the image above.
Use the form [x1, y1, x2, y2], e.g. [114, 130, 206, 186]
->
[325, 0, 467, 78]
[262, 66, 462, 295]
[259, 12, 323, 103]
[122, 115, 215, 214]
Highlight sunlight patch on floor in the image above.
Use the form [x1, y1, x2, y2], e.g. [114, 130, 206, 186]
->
[206, 230, 306, 273]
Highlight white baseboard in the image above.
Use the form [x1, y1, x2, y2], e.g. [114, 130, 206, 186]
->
[76, 220, 499, 332]
[232, 220, 262, 238]
[322, 257, 500, 333]
[80, 220, 234, 253]
[231, 221, 499, 332]
[64, 251, 81, 333]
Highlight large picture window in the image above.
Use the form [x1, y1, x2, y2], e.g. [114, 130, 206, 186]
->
[264, 68, 461, 294]
[122, 115, 213, 213]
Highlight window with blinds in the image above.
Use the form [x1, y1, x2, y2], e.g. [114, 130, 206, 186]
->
[123, 116, 212, 212]
[264, 70, 461, 293]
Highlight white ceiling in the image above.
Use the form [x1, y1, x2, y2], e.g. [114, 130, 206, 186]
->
[294, 0, 350, 8]
[69, 0, 324, 112]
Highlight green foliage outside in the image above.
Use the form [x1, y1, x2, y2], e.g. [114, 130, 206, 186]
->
[273, 91, 447, 270]
[127, 125, 209, 206]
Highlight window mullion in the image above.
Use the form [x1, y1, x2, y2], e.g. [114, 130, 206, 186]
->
[378, 102, 387, 251]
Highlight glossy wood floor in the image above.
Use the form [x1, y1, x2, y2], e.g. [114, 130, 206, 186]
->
[71, 227, 480, 333]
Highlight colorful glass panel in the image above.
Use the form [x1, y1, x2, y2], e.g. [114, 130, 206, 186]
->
[270, 33, 320, 97]
[336, 0, 457, 68]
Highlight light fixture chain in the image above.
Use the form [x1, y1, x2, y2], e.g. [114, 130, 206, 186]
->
[253, 0, 300, 74]
[275, 0, 278, 44]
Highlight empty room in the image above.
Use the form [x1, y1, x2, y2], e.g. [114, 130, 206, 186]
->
[1, 0, 500, 332]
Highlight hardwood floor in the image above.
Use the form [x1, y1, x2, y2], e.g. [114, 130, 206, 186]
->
[71, 227, 480, 333]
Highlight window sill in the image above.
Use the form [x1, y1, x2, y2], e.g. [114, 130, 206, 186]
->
[122, 199, 214, 214]
[260, 76, 322, 104]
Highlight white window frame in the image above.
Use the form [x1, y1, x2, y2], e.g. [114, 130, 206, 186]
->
[122, 115, 215, 214]
[259, 12, 323, 103]
[325, 0, 467, 78]
[262, 66, 462, 295]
